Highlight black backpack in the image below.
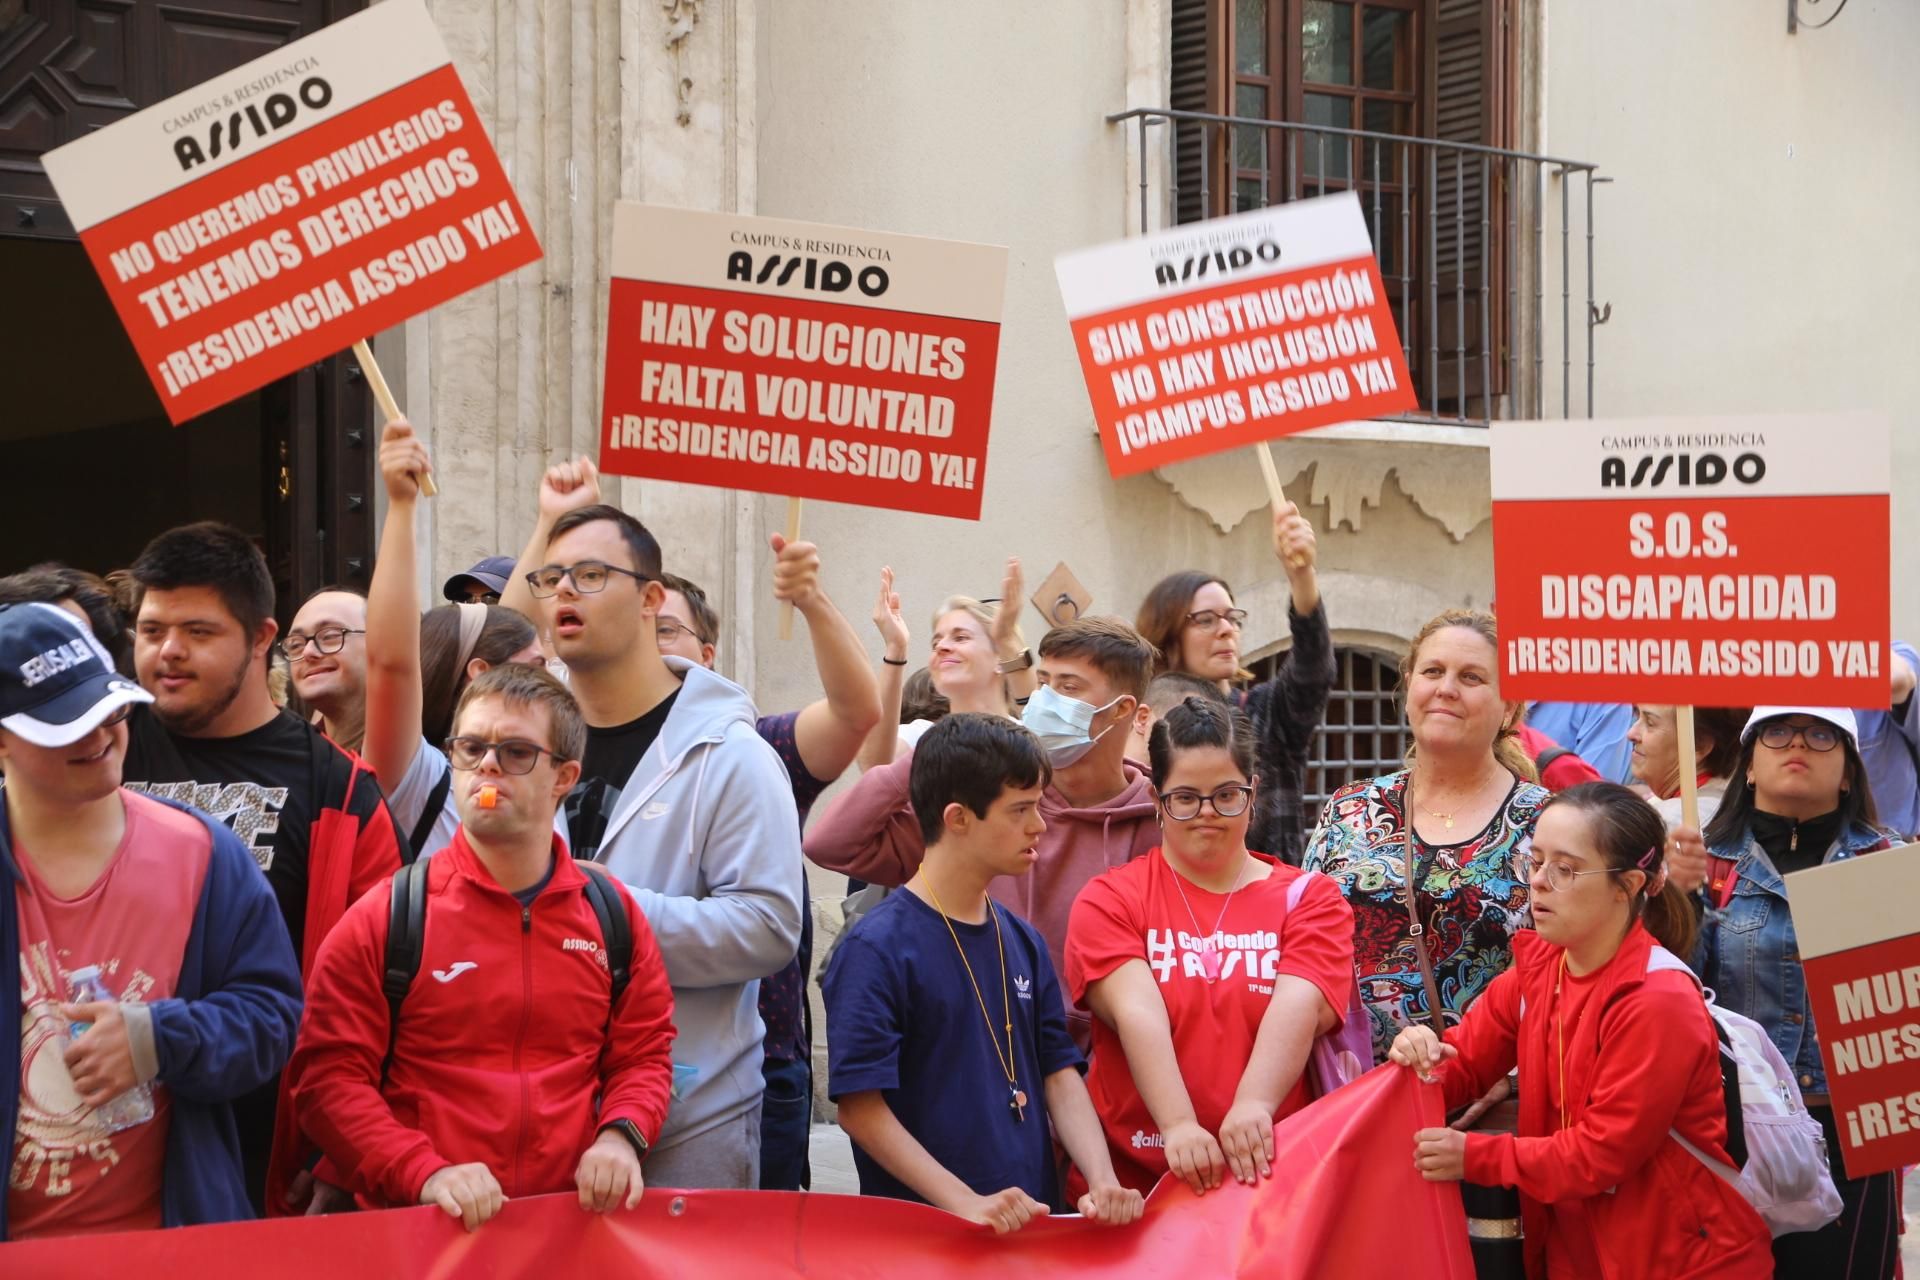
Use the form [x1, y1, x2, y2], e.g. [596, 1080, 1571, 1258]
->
[380, 857, 634, 1072]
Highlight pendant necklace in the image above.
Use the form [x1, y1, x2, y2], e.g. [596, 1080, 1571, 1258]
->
[1423, 806, 1458, 831]
[922, 874, 1028, 1122]
[1170, 854, 1249, 983]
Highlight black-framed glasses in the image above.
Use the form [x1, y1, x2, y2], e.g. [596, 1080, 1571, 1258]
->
[445, 736, 570, 774]
[1185, 608, 1248, 631]
[1527, 855, 1618, 893]
[525, 561, 649, 598]
[1757, 721, 1843, 753]
[282, 627, 364, 658]
[92, 704, 136, 730]
[657, 619, 705, 646]
[1159, 785, 1254, 821]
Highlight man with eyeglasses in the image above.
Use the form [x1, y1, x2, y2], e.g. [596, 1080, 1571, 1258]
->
[290, 664, 676, 1232]
[110, 522, 406, 1212]
[497, 459, 803, 1191]
[1, 602, 302, 1241]
[652, 557, 881, 1192]
[283, 586, 369, 753]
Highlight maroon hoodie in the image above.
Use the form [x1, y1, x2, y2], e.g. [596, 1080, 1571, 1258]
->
[804, 752, 1160, 1046]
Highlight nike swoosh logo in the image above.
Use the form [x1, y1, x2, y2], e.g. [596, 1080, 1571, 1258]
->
[432, 961, 478, 983]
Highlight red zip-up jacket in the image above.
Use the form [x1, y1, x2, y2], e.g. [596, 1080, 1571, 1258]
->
[288, 830, 676, 1207]
[1435, 925, 1772, 1280]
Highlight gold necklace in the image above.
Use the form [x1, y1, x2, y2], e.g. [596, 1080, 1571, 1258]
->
[921, 874, 1027, 1122]
[1423, 806, 1458, 831]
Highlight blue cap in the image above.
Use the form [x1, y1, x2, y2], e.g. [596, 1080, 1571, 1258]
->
[442, 555, 516, 602]
[0, 603, 152, 747]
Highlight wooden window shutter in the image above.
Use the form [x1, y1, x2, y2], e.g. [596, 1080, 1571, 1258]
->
[1424, 0, 1510, 410]
[1171, 0, 1220, 225]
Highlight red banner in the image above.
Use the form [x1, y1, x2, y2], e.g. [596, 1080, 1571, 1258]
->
[1788, 846, 1920, 1181]
[1054, 194, 1416, 477]
[40, 0, 539, 424]
[599, 205, 1007, 520]
[1491, 414, 1892, 706]
[1, 1068, 1471, 1278]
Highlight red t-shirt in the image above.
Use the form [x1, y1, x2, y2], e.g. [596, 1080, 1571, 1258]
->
[1064, 849, 1355, 1194]
[9, 792, 210, 1239]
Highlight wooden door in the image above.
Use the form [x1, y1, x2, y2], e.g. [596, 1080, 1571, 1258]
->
[0, 0, 376, 617]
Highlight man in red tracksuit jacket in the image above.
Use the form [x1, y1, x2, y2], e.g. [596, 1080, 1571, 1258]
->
[290, 666, 676, 1230]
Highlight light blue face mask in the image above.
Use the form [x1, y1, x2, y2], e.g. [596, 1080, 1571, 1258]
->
[1022, 683, 1128, 767]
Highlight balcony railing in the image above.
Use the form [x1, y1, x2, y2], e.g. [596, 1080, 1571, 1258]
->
[1109, 107, 1606, 423]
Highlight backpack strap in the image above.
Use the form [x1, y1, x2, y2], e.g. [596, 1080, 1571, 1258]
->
[576, 861, 633, 1005]
[1647, 946, 1748, 1170]
[381, 858, 432, 1080]
[406, 767, 454, 859]
[1534, 744, 1574, 775]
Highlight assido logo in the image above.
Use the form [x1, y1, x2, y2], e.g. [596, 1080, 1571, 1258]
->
[726, 252, 889, 297]
[1153, 240, 1281, 288]
[174, 77, 335, 171]
[1599, 451, 1766, 489]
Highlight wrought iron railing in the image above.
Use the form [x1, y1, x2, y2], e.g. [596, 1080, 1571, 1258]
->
[1109, 107, 1607, 422]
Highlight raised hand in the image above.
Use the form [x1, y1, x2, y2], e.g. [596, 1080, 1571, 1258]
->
[538, 456, 602, 522]
[378, 419, 434, 503]
[990, 557, 1024, 655]
[873, 566, 909, 662]
[769, 534, 823, 612]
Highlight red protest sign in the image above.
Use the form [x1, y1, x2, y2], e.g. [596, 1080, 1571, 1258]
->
[39, 0, 539, 425]
[1788, 846, 1920, 1181]
[1053, 193, 1415, 477]
[1491, 415, 1891, 706]
[599, 205, 1006, 520]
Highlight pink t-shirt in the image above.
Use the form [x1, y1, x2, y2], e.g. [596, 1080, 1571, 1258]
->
[9, 791, 210, 1239]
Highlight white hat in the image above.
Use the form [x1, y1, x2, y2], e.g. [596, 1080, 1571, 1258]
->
[1741, 706, 1859, 750]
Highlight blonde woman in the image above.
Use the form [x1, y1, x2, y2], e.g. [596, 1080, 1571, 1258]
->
[1301, 609, 1548, 1062]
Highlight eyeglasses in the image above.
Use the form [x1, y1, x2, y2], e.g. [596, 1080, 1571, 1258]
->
[525, 561, 649, 598]
[1185, 608, 1248, 631]
[445, 736, 570, 774]
[1527, 856, 1618, 893]
[92, 704, 136, 730]
[657, 619, 706, 646]
[1757, 722, 1842, 753]
[282, 627, 364, 658]
[1159, 785, 1254, 821]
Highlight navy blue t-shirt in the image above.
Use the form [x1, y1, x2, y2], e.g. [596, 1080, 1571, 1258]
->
[824, 888, 1083, 1208]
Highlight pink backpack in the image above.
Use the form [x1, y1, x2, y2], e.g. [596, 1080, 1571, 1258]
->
[1282, 871, 1374, 1097]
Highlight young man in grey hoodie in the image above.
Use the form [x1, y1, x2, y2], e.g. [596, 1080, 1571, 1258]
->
[805, 617, 1159, 1049]
[506, 464, 803, 1190]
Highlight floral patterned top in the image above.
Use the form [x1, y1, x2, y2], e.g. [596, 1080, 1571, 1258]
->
[1300, 769, 1547, 1064]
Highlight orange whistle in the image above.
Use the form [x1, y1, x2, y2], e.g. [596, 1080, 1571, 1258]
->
[478, 785, 499, 809]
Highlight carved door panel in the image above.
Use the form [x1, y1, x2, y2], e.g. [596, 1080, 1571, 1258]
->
[0, 0, 374, 616]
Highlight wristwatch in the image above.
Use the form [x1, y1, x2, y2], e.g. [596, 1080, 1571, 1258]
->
[996, 649, 1033, 674]
[601, 1119, 649, 1160]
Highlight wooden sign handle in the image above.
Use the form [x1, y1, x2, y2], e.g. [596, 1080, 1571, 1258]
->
[352, 339, 437, 497]
[1676, 705, 1701, 831]
[778, 496, 803, 641]
[1255, 443, 1306, 570]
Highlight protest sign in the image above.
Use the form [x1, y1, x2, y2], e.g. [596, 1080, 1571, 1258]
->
[599, 204, 1007, 521]
[1788, 845, 1920, 1180]
[40, 0, 540, 425]
[1054, 193, 1415, 478]
[1491, 414, 1891, 707]
[0, 1068, 1470, 1280]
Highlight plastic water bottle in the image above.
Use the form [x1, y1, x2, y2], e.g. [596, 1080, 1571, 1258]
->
[66, 965, 155, 1133]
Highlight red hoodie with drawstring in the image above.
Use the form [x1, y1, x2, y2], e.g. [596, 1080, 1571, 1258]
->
[288, 830, 676, 1207]
[803, 751, 1160, 1048]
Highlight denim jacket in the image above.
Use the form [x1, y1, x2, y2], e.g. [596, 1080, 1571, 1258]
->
[1693, 819, 1893, 1095]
